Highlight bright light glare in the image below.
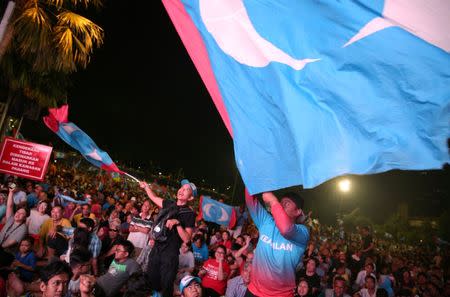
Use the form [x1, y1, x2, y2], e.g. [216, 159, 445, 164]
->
[338, 179, 351, 192]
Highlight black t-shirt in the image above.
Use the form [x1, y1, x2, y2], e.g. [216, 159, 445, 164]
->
[296, 270, 321, 297]
[362, 234, 373, 255]
[153, 200, 195, 255]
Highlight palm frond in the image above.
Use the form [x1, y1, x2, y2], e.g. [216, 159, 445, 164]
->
[43, 0, 104, 10]
[13, 2, 53, 55]
[54, 11, 103, 71]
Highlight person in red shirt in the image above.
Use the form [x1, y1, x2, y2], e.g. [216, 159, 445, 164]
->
[199, 245, 230, 297]
[220, 231, 233, 254]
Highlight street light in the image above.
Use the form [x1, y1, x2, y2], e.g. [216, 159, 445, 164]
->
[338, 179, 351, 192]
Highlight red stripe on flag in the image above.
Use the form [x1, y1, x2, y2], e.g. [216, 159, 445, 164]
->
[162, 0, 233, 136]
[228, 207, 237, 229]
[196, 195, 204, 221]
[101, 163, 123, 174]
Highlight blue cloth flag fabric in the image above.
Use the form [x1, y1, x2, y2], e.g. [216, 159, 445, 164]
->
[43, 105, 123, 173]
[163, 0, 450, 194]
[198, 196, 236, 228]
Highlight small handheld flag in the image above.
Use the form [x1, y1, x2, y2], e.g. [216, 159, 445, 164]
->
[197, 195, 236, 228]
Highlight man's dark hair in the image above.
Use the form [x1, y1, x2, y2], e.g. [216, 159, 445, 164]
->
[20, 236, 34, 246]
[16, 206, 30, 217]
[40, 260, 72, 284]
[417, 272, 427, 279]
[124, 272, 152, 297]
[70, 247, 92, 268]
[73, 228, 90, 248]
[306, 257, 318, 267]
[182, 241, 193, 251]
[80, 218, 95, 230]
[334, 276, 346, 285]
[365, 263, 375, 270]
[52, 205, 64, 213]
[216, 244, 226, 254]
[282, 192, 304, 209]
[365, 274, 376, 283]
[336, 262, 347, 270]
[193, 234, 204, 244]
[376, 288, 388, 297]
[117, 239, 134, 257]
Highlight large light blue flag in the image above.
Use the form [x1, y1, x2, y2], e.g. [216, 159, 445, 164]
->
[163, 0, 450, 194]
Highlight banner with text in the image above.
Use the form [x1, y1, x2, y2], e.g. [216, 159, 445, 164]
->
[0, 138, 53, 181]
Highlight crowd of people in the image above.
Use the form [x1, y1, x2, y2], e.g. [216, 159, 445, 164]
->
[0, 159, 448, 297]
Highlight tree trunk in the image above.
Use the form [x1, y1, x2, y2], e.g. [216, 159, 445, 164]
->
[0, 94, 12, 142]
[0, 0, 15, 61]
[13, 113, 23, 138]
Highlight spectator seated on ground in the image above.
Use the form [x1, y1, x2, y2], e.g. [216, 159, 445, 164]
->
[180, 275, 203, 297]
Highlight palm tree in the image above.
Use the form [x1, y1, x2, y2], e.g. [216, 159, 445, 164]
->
[0, 0, 104, 135]
[0, 0, 104, 73]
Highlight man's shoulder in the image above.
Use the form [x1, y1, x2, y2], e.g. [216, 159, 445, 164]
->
[42, 217, 52, 225]
[124, 258, 141, 271]
[61, 218, 72, 225]
[228, 275, 243, 285]
[162, 199, 176, 209]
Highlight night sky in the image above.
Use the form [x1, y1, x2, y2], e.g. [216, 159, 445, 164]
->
[22, 1, 449, 224]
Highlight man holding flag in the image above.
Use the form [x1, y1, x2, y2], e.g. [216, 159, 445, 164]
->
[245, 190, 309, 297]
[139, 179, 196, 297]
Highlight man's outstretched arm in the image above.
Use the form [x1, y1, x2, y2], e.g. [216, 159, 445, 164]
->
[139, 181, 163, 208]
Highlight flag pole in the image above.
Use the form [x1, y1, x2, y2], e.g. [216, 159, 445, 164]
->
[124, 172, 140, 183]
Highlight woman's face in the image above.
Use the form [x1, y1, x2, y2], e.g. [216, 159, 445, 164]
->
[215, 247, 226, 261]
[181, 242, 189, 254]
[110, 211, 118, 219]
[402, 270, 410, 280]
[306, 259, 316, 273]
[366, 277, 375, 290]
[141, 201, 150, 213]
[297, 280, 309, 296]
[38, 202, 48, 214]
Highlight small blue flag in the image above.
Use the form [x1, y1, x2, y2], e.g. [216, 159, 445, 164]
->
[198, 195, 236, 228]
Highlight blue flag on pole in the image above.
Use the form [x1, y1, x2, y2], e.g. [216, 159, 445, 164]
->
[43, 105, 123, 173]
[198, 196, 237, 228]
[163, 0, 450, 194]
